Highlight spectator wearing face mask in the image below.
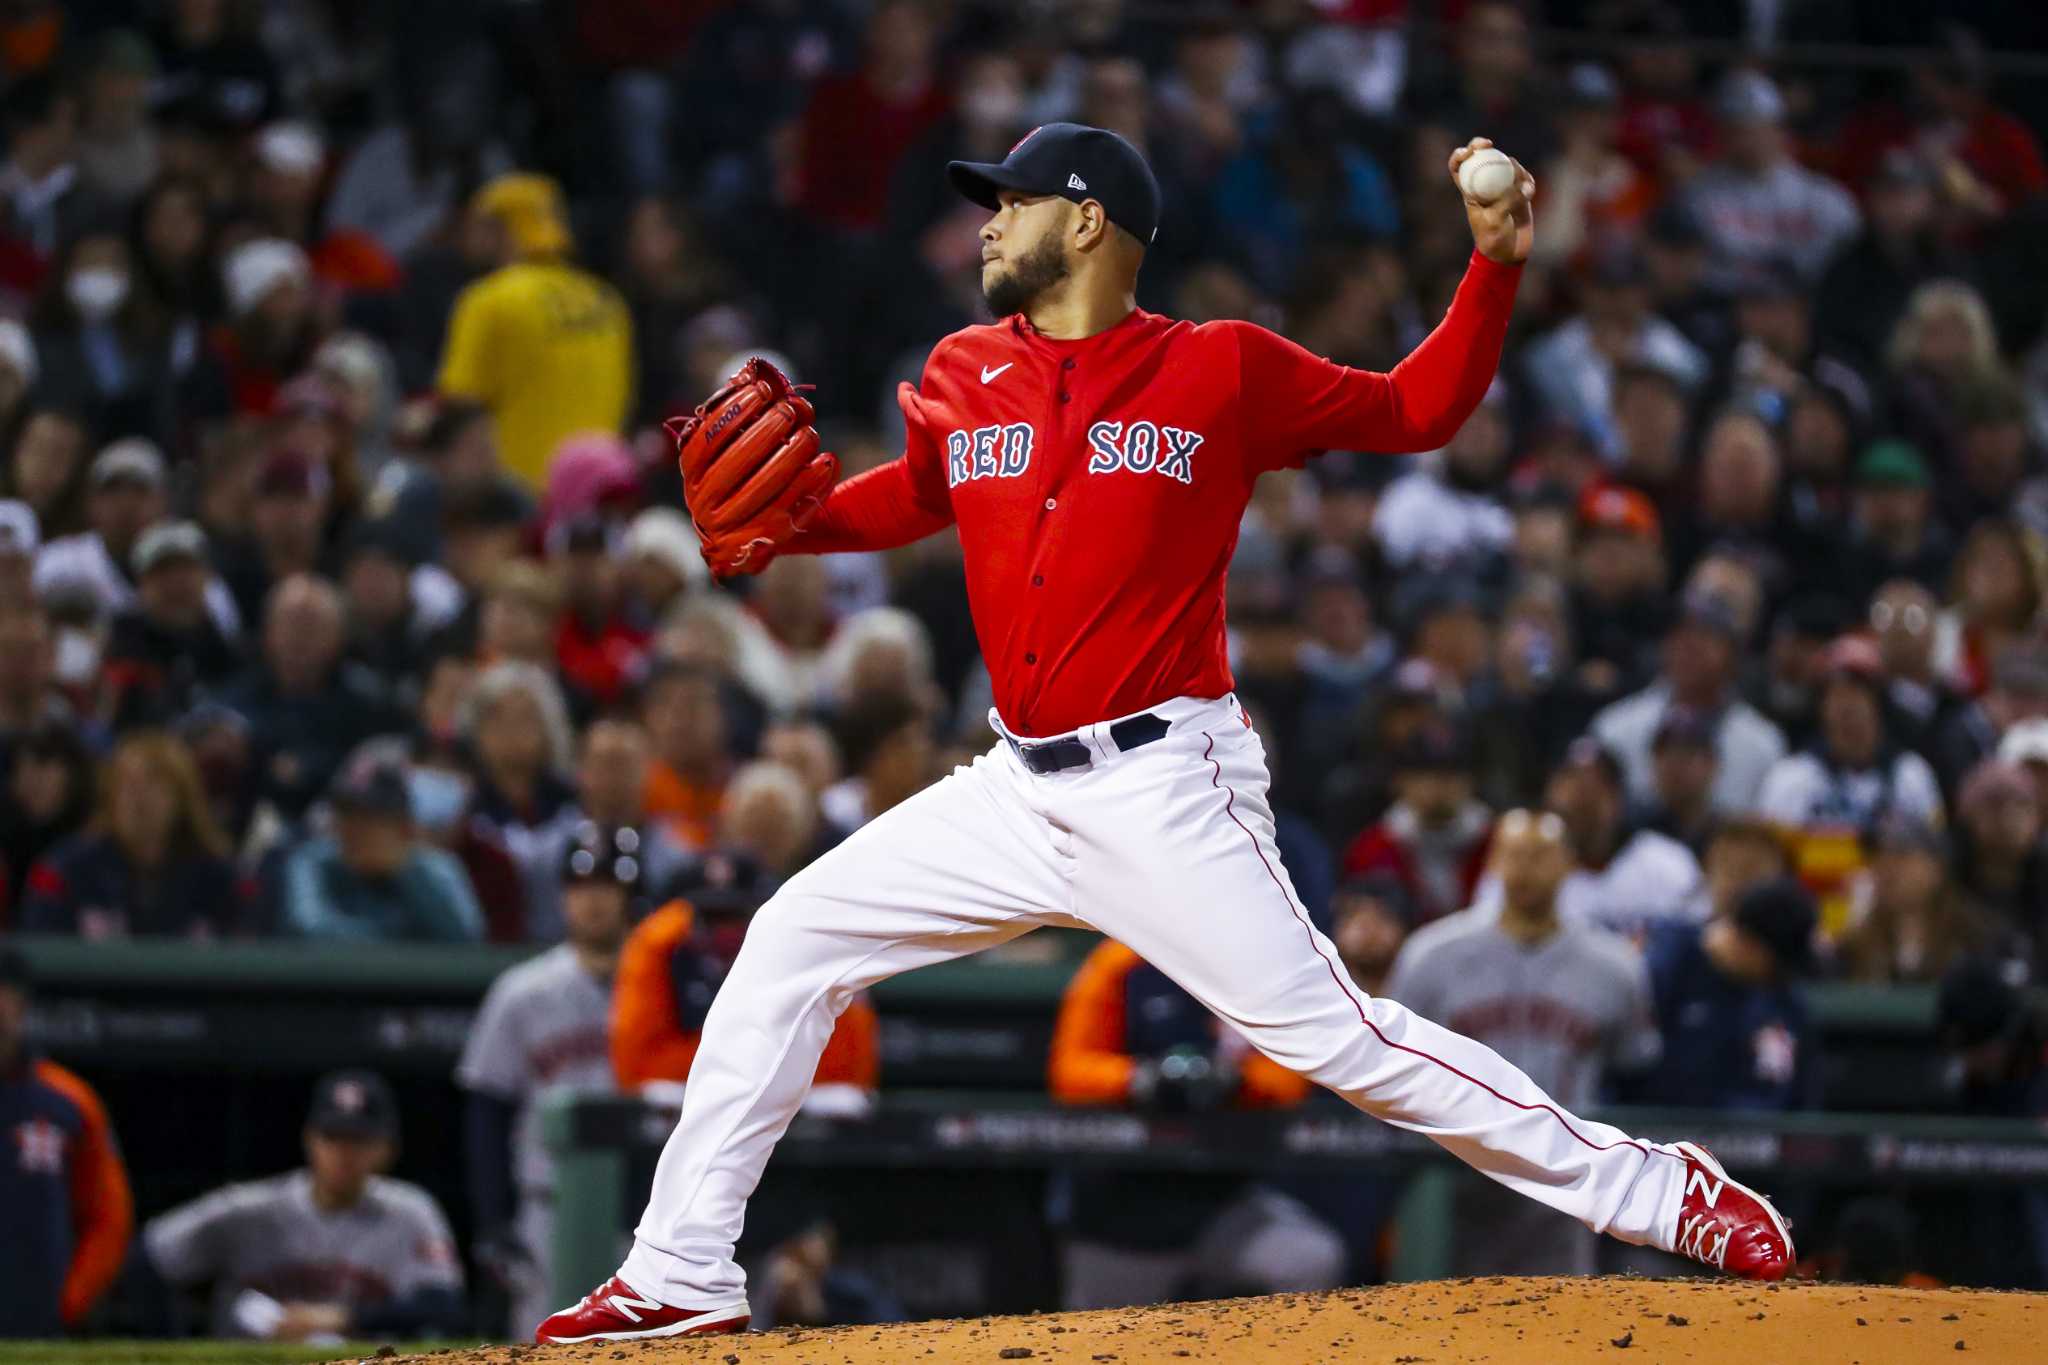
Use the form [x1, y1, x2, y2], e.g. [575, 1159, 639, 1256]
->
[28, 225, 174, 443]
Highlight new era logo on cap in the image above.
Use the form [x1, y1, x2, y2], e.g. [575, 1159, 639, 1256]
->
[948, 122, 1162, 249]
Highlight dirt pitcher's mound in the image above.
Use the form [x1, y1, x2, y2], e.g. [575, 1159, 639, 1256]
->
[374, 1277, 2048, 1364]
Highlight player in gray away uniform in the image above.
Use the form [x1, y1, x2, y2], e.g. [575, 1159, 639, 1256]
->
[143, 1071, 464, 1342]
[1384, 809, 1660, 1275]
[459, 822, 634, 1335]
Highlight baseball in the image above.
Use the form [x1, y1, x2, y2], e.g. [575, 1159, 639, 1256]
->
[1458, 147, 1517, 204]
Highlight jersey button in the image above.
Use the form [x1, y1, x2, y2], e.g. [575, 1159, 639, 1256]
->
[1032, 574, 1044, 586]
[1025, 652, 1037, 664]
[1061, 357, 1076, 370]
[1058, 391, 1071, 402]
[1044, 497, 1056, 510]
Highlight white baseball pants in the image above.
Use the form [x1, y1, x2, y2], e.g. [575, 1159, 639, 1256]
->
[620, 692, 1690, 1307]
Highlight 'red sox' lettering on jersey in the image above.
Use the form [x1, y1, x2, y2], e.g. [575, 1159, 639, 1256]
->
[800, 250, 1520, 738]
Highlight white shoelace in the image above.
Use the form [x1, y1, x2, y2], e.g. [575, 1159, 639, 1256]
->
[1676, 1211, 1731, 1268]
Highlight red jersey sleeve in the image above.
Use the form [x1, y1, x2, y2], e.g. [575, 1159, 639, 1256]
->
[794, 346, 957, 555]
[1234, 249, 1521, 474]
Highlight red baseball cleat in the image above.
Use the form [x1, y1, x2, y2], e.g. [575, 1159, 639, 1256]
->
[1669, 1141, 1795, 1280]
[534, 1275, 750, 1344]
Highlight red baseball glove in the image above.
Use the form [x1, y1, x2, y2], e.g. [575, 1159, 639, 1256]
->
[666, 357, 838, 577]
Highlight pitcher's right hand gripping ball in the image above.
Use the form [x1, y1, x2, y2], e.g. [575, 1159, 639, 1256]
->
[667, 357, 838, 577]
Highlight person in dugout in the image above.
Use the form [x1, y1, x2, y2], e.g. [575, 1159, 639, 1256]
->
[611, 851, 879, 1116]
[0, 947, 133, 1338]
[1047, 938, 1347, 1310]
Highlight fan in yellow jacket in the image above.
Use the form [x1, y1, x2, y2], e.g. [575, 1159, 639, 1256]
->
[437, 174, 633, 489]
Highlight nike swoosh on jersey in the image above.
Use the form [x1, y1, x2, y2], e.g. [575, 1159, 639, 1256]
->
[980, 363, 1013, 384]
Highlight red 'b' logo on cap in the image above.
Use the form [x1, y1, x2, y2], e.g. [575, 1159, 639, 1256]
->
[1009, 126, 1042, 156]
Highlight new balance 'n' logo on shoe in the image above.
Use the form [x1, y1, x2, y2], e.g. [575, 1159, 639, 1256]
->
[1670, 1142, 1794, 1280]
[534, 1275, 750, 1343]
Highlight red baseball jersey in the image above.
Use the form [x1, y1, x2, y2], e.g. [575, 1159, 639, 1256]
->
[800, 250, 1521, 737]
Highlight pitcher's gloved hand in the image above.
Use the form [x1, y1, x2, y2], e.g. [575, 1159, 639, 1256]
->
[1131, 1044, 1240, 1113]
[666, 356, 838, 578]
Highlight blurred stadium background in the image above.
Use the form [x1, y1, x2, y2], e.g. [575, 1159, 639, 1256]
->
[1, 0, 2047, 1353]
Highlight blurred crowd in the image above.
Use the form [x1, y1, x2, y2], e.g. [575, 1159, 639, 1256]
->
[1, 0, 2048, 1344]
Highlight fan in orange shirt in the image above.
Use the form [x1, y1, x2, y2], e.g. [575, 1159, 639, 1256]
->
[1050, 938, 1308, 1110]
[612, 852, 877, 1113]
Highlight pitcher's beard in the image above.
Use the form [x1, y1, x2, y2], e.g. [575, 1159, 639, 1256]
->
[983, 234, 1070, 318]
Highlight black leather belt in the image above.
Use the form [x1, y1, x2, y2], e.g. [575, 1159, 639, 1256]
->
[1006, 713, 1171, 775]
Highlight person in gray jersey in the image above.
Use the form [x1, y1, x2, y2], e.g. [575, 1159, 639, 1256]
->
[1385, 808, 1661, 1275]
[459, 821, 634, 1336]
[142, 1071, 464, 1342]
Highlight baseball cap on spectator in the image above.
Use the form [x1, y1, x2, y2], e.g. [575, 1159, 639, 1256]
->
[948, 121, 1163, 246]
[1872, 146, 1935, 191]
[1717, 69, 1786, 125]
[545, 511, 620, 559]
[473, 173, 572, 256]
[1333, 872, 1419, 928]
[625, 507, 709, 593]
[306, 1070, 399, 1142]
[1821, 634, 1887, 686]
[132, 520, 208, 576]
[1391, 722, 1468, 775]
[255, 451, 331, 500]
[1673, 588, 1743, 643]
[1732, 256, 1804, 302]
[1561, 62, 1620, 109]
[1854, 439, 1930, 490]
[277, 371, 346, 422]
[1774, 593, 1851, 644]
[1388, 655, 1447, 700]
[671, 848, 774, 919]
[1299, 544, 1364, 592]
[1578, 483, 1660, 542]
[0, 318, 37, 387]
[329, 751, 413, 819]
[1393, 574, 1490, 640]
[1646, 199, 1707, 249]
[223, 237, 311, 317]
[561, 821, 643, 892]
[91, 438, 166, 491]
[0, 500, 38, 559]
[341, 517, 415, 569]
[1586, 241, 1649, 290]
[1733, 878, 1819, 976]
[1554, 733, 1625, 789]
[1652, 705, 1715, 753]
[444, 481, 530, 533]
[255, 120, 324, 176]
[1997, 717, 2048, 767]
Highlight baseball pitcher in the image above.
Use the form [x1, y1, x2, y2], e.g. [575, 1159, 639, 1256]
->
[538, 123, 1794, 1345]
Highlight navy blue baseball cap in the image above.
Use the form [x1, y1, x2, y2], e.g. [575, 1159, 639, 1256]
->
[948, 122, 1162, 246]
